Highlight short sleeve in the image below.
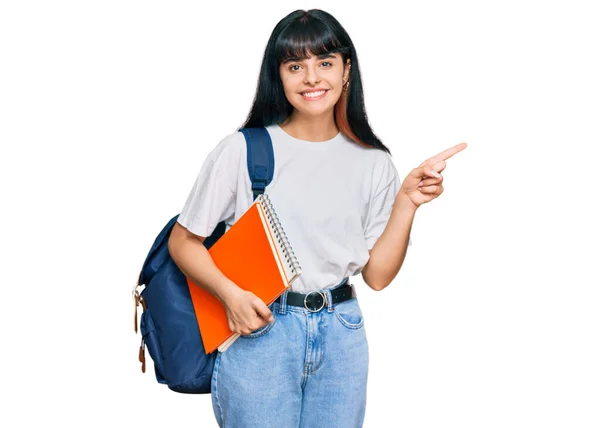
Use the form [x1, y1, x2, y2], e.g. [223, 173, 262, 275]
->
[364, 157, 413, 250]
[176, 136, 240, 238]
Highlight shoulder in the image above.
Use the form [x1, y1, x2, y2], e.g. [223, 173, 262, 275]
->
[366, 148, 399, 194]
[342, 134, 393, 164]
[376, 150, 397, 175]
[353, 143, 396, 172]
[208, 129, 246, 163]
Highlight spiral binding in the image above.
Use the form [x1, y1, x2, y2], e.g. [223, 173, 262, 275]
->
[258, 194, 302, 275]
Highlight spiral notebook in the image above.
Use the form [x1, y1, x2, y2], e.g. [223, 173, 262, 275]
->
[186, 193, 302, 354]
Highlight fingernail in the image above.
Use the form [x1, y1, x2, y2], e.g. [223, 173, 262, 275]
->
[431, 170, 441, 178]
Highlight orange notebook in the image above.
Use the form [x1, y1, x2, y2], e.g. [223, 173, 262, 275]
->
[186, 193, 302, 354]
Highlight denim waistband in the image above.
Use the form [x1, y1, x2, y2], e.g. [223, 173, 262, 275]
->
[273, 277, 351, 314]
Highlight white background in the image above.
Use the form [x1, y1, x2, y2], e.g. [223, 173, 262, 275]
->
[2, 0, 599, 427]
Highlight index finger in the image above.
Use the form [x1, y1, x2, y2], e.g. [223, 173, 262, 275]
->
[425, 142, 468, 165]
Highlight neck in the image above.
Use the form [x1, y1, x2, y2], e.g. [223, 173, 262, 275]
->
[279, 112, 339, 142]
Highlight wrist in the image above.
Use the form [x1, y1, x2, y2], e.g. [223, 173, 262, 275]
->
[216, 279, 243, 306]
[396, 192, 418, 214]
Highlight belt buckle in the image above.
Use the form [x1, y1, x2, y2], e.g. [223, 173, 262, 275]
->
[304, 291, 326, 312]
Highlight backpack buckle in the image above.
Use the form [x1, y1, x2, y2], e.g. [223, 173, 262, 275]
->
[133, 272, 144, 333]
[251, 180, 266, 196]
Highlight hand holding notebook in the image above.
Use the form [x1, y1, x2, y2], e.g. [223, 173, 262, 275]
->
[186, 193, 302, 354]
[218, 288, 275, 350]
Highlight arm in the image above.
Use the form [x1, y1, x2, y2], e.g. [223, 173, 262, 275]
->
[168, 222, 241, 305]
[168, 222, 275, 334]
[361, 193, 417, 291]
[361, 141, 468, 291]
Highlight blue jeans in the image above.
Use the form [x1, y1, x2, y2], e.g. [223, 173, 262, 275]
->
[210, 280, 369, 427]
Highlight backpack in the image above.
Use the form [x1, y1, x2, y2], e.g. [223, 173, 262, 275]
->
[132, 127, 275, 394]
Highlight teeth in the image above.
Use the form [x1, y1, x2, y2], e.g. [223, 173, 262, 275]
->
[302, 90, 326, 98]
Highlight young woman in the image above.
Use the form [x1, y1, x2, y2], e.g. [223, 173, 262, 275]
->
[169, 9, 467, 428]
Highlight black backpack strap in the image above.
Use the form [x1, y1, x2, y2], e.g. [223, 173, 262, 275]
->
[239, 127, 275, 201]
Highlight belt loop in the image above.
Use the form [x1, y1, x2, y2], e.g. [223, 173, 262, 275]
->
[278, 290, 288, 314]
[326, 277, 349, 312]
[324, 287, 333, 312]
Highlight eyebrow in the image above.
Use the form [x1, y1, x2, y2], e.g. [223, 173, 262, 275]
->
[282, 53, 336, 64]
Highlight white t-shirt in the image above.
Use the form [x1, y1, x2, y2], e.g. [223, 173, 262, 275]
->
[177, 123, 412, 293]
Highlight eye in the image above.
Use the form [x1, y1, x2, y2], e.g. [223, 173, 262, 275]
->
[288, 61, 333, 72]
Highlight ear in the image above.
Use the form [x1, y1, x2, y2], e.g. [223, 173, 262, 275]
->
[344, 59, 351, 80]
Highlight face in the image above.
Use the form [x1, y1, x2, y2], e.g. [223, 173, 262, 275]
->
[279, 52, 351, 118]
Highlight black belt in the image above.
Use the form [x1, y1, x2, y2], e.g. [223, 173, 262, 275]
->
[275, 280, 355, 312]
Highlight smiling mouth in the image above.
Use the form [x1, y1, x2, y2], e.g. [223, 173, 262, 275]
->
[300, 90, 329, 100]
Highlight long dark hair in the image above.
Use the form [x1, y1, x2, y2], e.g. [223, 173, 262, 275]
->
[238, 9, 391, 155]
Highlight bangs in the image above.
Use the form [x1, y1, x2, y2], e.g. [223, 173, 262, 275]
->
[274, 17, 349, 64]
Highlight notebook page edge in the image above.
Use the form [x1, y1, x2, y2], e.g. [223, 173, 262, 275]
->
[256, 195, 290, 288]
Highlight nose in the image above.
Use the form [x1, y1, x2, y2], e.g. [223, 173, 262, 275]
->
[303, 64, 321, 85]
